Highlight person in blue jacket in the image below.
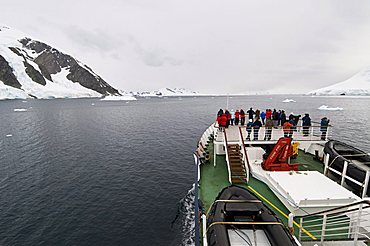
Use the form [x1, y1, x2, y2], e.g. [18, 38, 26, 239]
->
[246, 119, 253, 141]
[252, 119, 262, 140]
[320, 117, 330, 140]
[260, 111, 266, 125]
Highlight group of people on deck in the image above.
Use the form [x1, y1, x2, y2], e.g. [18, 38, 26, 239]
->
[216, 108, 330, 141]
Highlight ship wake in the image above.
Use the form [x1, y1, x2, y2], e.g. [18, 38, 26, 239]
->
[172, 185, 195, 246]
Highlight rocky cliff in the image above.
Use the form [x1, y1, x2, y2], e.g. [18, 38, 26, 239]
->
[0, 26, 120, 99]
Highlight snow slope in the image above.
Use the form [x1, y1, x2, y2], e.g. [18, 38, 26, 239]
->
[136, 88, 200, 97]
[0, 25, 118, 99]
[308, 68, 370, 96]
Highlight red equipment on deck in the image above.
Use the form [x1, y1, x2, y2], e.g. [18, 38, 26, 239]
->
[262, 137, 299, 171]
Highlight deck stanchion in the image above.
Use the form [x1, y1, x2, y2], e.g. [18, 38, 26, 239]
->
[202, 214, 208, 246]
[213, 144, 216, 167]
[324, 153, 330, 176]
[321, 214, 327, 243]
[341, 161, 348, 186]
[353, 204, 363, 244]
[362, 171, 370, 198]
[298, 218, 303, 241]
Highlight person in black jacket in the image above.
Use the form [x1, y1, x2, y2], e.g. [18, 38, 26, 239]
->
[217, 109, 223, 117]
[240, 109, 246, 126]
[280, 110, 287, 126]
[247, 107, 255, 120]
[302, 113, 311, 136]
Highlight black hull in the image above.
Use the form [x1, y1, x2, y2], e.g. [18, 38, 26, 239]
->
[206, 185, 298, 246]
[324, 140, 370, 197]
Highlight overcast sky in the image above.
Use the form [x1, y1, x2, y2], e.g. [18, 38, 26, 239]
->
[2, 0, 370, 94]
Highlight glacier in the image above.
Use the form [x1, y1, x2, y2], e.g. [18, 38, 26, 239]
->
[308, 67, 370, 96]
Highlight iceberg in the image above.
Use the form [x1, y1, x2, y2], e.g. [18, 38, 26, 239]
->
[318, 105, 343, 111]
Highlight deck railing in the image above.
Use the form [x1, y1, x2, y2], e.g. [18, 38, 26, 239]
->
[212, 122, 332, 143]
[324, 153, 370, 199]
[237, 124, 332, 142]
[238, 126, 250, 183]
[296, 200, 370, 244]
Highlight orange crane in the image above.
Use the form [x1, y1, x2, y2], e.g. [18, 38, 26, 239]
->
[262, 137, 299, 171]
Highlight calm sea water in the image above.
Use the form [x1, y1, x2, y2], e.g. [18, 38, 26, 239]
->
[0, 95, 369, 246]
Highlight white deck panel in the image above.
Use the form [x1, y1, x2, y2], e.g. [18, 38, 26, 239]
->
[268, 171, 358, 207]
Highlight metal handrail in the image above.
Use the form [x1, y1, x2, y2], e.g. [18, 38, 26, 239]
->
[298, 200, 370, 218]
[223, 129, 232, 184]
[238, 126, 250, 182]
[193, 154, 200, 246]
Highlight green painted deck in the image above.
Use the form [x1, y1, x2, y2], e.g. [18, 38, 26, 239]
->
[199, 143, 326, 239]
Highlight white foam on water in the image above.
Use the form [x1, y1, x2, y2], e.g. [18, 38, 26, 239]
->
[181, 185, 195, 246]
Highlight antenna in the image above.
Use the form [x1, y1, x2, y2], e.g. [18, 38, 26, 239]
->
[226, 93, 229, 109]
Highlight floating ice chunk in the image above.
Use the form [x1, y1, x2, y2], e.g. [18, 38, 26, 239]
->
[14, 108, 27, 112]
[282, 99, 296, 103]
[318, 105, 343, 111]
[91, 103, 95, 106]
[6, 134, 12, 137]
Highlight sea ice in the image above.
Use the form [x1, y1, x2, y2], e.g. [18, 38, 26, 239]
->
[318, 105, 343, 111]
[282, 99, 296, 103]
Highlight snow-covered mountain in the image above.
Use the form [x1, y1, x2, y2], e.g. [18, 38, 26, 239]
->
[0, 25, 120, 100]
[308, 68, 370, 96]
[134, 87, 200, 97]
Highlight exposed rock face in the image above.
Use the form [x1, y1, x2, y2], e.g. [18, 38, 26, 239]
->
[0, 55, 22, 89]
[19, 38, 120, 95]
[24, 61, 47, 85]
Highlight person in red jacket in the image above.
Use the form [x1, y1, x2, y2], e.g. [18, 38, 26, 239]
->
[266, 109, 272, 120]
[235, 110, 240, 125]
[218, 113, 227, 131]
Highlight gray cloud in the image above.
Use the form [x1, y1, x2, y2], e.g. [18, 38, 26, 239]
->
[2, 0, 370, 93]
[126, 36, 184, 67]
